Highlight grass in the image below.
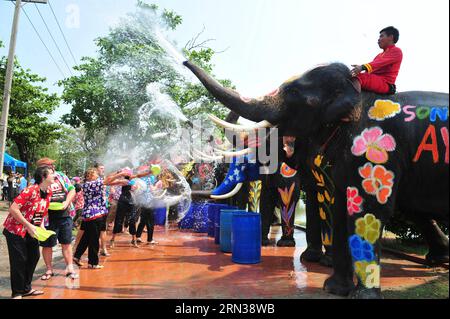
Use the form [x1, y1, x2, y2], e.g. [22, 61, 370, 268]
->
[380, 237, 429, 256]
[383, 273, 449, 299]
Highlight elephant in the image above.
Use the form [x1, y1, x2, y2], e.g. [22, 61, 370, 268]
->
[201, 111, 333, 256]
[183, 60, 449, 299]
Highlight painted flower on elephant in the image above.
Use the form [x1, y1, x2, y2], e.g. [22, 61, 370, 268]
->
[278, 183, 296, 208]
[355, 213, 381, 244]
[351, 127, 396, 164]
[354, 261, 380, 288]
[311, 169, 325, 187]
[319, 207, 327, 220]
[280, 163, 297, 178]
[358, 163, 395, 204]
[368, 100, 402, 121]
[322, 230, 332, 246]
[348, 235, 375, 262]
[347, 187, 363, 216]
[317, 192, 325, 203]
[314, 155, 324, 167]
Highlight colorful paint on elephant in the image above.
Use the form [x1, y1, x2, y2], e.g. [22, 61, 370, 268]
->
[277, 183, 296, 237]
[346, 187, 363, 216]
[413, 124, 449, 164]
[311, 154, 334, 248]
[358, 163, 395, 204]
[280, 162, 297, 178]
[351, 127, 397, 164]
[403, 105, 449, 122]
[349, 213, 382, 289]
[248, 181, 261, 213]
[368, 100, 402, 121]
[354, 261, 380, 289]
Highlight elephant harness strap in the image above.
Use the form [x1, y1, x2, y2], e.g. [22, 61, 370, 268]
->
[318, 125, 342, 155]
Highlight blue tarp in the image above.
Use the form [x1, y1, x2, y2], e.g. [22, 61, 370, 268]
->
[3, 152, 27, 175]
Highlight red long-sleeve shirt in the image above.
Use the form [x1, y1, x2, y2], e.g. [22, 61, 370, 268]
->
[363, 44, 403, 84]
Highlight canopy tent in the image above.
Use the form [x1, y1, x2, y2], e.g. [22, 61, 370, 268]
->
[3, 152, 27, 176]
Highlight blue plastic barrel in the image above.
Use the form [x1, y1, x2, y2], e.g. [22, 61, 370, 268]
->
[206, 204, 228, 238]
[220, 209, 246, 252]
[154, 207, 167, 226]
[231, 212, 261, 264]
[193, 202, 209, 233]
[214, 205, 237, 244]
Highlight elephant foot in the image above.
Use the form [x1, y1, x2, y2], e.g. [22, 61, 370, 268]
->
[323, 275, 355, 297]
[350, 286, 382, 299]
[425, 252, 449, 266]
[300, 247, 323, 263]
[276, 238, 296, 247]
[319, 253, 333, 268]
[262, 238, 271, 246]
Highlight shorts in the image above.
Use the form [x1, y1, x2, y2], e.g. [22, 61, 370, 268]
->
[40, 216, 73, 247]
[106, 202, 117, 224]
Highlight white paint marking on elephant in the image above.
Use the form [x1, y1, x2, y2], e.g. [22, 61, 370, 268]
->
[365, 264, 381, 288]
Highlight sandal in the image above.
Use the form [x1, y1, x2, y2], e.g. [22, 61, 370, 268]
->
[73, 257, 84, 267]
[109, 240, 115, 248]
[22, 289, 44, 297]
[131, 240, 139, 248]
[100, 250, 111, 257]
[88, 264, 104, 269]
[40, 271, 54, 281]
[65, 272, 79, 279]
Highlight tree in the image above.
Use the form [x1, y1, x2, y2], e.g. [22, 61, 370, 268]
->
[0, 50, 62, 165]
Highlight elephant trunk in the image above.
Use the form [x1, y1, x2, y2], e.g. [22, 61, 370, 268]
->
[183, 60, 283, 124]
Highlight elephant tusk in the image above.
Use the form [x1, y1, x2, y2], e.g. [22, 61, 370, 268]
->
[208, 114, 274, 132]
[213, 148, 253, 158]
[210, 183, 243, 200]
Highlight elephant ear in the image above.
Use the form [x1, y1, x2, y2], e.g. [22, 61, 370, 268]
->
[323, 84, 360, 123]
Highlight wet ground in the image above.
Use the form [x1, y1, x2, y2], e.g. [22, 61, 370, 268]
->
[1, 224, 443, 299]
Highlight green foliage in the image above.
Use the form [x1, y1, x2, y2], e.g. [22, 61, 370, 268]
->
[385, 211, 449, 242]
[162, 9, 183, 30]
[0, 57, 62, 165]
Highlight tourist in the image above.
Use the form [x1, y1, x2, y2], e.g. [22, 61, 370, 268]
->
[7, 172, 18, 205]
[110, 167, 152, 248]
[135, 168, 162, 245]
[19, 174, 28, 192]
[94, 162, 109, 256]
[37, 158, 78, 281]
[1, 178, 8, 201]
[106, 185, 121, 230]
[2, 166, 54, 299]
[73, 168, 125, 269]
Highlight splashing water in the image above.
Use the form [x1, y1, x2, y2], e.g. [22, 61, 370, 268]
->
[131, 159, 192, 223]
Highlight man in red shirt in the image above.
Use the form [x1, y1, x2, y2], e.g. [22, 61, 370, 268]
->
[351, 26, 403, 94]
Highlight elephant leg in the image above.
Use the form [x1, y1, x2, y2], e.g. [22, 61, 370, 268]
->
[301, 190, 324, 262]
[415, 218, 449, 265]
[277, 198, 298, 247]
[323, 189, 355, 297]
[260, 179, 277, 246]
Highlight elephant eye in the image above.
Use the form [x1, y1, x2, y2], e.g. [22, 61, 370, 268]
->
[306, 95, 320, 107]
